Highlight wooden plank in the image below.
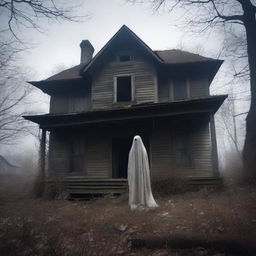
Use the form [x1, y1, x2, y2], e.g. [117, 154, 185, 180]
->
[68, 190, 125, 194]
[66, 186, 127, 189]
[92, 51, 155, 109]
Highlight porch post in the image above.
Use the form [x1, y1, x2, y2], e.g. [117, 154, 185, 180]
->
[40, 128, 46, 180]
[210, 114, 219, 176]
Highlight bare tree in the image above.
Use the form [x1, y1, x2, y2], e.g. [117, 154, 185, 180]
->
[218, 92, 241, 155]
[0, 0, 86, 42]
[0, 0, 87, 145]
[0, 42, 34, 144]
[133, 0, 256, 178]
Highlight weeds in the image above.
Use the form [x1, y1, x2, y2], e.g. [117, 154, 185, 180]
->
[1, 175, 256, 255]
[152, 176, 190, 196]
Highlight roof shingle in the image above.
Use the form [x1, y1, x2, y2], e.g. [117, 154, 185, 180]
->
[44, 49, 218, 82]
[154, 49, 216, 64]
[45, 64, 82, 81]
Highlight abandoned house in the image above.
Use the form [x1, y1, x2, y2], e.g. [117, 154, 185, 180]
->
[24, 25, 227, 194]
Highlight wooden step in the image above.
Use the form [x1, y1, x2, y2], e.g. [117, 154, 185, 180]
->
[69, 190, 126, 195]
[66, 185, 127, 190]
[64, 177, 128, 198]
[65, 181, 127, 185]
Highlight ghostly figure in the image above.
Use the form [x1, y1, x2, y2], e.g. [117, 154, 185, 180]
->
[127, 135, 159, 210]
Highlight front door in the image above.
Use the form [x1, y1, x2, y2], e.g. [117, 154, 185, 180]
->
[112, 135, 150, 179]
[112, 136, 132, 178]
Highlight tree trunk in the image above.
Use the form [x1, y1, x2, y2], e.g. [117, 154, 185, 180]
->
[242, 5, 256, 179]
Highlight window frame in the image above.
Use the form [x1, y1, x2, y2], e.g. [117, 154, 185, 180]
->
[170, 78, 190, 101]
[69, 137, 85, 173]
[116, 54, 134, 62]
[113, 74, 135, 103]
[173, 129, 193, 168]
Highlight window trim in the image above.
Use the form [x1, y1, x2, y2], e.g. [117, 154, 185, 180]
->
[113, 74, 135, 103]
[116, 53, 134, 62]
[170, 78, 190, 101]
[117, 54, 133, 62]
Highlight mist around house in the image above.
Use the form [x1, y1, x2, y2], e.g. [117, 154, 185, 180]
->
[0, 0, 254, 255]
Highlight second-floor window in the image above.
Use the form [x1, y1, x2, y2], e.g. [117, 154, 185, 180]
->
[114, 75, 134, 102]
[173, 78, 189, 101]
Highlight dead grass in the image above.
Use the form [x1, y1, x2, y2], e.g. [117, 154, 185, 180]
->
[0, 177, 256, 255]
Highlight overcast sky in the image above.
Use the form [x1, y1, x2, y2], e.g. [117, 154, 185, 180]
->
[23, 0, 225, 81]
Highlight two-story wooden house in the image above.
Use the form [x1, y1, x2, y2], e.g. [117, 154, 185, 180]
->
[24, 25, 227, 192]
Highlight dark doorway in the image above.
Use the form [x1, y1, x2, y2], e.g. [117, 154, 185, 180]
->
[112, 136, 132, 178]
[112, 135, 150, 179]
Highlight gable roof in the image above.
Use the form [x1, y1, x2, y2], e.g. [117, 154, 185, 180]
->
[40, 51, 221, 82]
[30, 25, 222, 84]
[80, 25, 164, 75]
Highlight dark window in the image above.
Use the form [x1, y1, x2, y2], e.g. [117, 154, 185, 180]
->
[119, 55, 132, 62]
[70, 139, 84, 173]
[173, 78, 187, 100]
[116, 76, 132, 102]
[175, 132, 192, 167]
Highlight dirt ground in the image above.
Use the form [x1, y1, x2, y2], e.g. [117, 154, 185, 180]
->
[0, 176, 256, 256]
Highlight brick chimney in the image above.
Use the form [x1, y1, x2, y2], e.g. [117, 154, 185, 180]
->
[80, 40, 94, 65]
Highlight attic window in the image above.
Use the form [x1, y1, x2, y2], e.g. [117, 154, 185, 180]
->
[118, 55, 132, 62]
[114, 75, 134, 102]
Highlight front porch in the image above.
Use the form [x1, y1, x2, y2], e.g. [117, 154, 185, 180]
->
[59, 176, 223, 198]
[24, 96, 227, 196]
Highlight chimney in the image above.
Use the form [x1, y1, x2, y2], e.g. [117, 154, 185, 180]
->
[80, 40, 94, 65]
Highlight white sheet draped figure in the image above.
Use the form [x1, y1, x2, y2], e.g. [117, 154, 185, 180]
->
[127, 135, 159, 210]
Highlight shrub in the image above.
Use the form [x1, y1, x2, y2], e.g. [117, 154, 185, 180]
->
[33, 176, 45, 198]
[43, 180, 68, 200]
[151, 176, 189, 196]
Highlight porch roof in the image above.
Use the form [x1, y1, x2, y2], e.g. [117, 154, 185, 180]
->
[23, 95, 227, 130]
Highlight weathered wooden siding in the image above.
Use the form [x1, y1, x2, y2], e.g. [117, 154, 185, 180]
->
[189, 75, 209, 98]
[151, 119, 214, 179]
[50, 95, 68, 113]
[158, 74, 209, 102]
[48, 132, 71, 176]
[50, 88, 91, 114]
[92, 53, 156, 109]
[190, 123, 213, 177]
[86, 132, 112, 178]
[151, 122, 174, 178]
[158, 75, 170, 103]
[48, 131, 88, 176]
[48, 118, 214, 179]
